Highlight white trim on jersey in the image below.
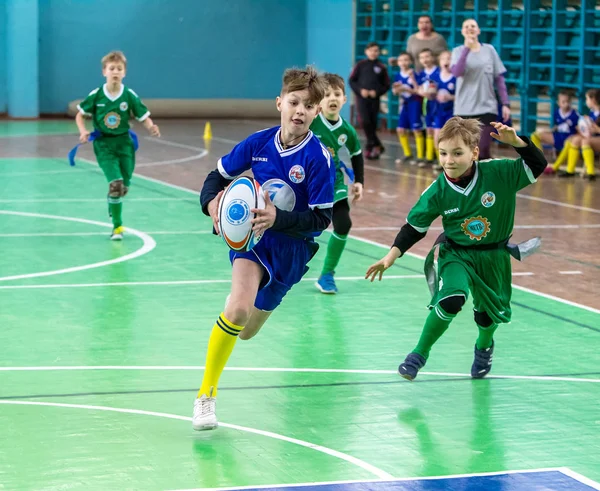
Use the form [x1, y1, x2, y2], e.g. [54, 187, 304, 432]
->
[309, 202, 334, 209]
[523, 161, 537, 184]
[217, 158, 234, 179]
[406, 219, 429, 233]
[274, 129, 313, 157]
[102, 83, 124, 102]
[349, 149, 363, 157]
[76, 104, 92, 117]
[443, 162, 479, 196]
[136, 111, 151, 122]
[318, 112, 343, 131]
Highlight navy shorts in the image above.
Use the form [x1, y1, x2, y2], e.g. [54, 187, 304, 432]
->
[553, 132, 571, 151]
[433, 109, 454, 130]
[397, 99, 424, 130]
[230, 231, 319, 311]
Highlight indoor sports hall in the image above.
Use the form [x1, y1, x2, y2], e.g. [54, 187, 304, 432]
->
[1, 1, 599, 491]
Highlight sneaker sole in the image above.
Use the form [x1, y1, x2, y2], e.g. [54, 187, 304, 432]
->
[399, 372, 415, 381]
[110, 236, 123, 241]
[193, 422, 218, 431]
[314, 281, 337, 294]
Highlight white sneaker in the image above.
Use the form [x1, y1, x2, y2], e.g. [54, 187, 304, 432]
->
[192, 394, 217, 431]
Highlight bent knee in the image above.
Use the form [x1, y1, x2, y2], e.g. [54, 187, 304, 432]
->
[474, 310, 494, 327]
[438, 295, 466, 315]
[109, 180, 124, 196]
[224, 303, 253, 327]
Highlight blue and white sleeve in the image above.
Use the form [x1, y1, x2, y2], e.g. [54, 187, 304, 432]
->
[307, 146, 335, 210]
[217, 138, 253, 179]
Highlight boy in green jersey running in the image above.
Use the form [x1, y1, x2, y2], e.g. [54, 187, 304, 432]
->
[310, 73, 365, 294]
[75, 51, 160, 240]
[366, 117, 547, 380]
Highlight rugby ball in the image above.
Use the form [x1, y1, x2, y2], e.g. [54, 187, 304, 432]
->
[218, 176, 265, 252]
[578, 116, 592, 134]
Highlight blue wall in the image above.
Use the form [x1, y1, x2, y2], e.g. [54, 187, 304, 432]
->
[38, 0, 308, 113]
[306, 0, 354, 120]
[0, 2, 6, 113]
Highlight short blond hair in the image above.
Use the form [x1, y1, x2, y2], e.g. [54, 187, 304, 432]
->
[101, 51, 127, 68]
[281, 66, 326, 106]
[438, 117, 482, 149]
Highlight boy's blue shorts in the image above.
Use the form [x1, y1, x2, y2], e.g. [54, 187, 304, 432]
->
[230, 231, 319, 311]
[397, 100, 423, 130]
[433, 109, 454, 129]
[553, 132, 571, 151]
[424, 101, 437, 128]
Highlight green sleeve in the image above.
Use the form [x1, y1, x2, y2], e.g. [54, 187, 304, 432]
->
[77, 89, 98, 116]
[406, 181, 441, 233]
[345, 124, 362, 156]
[128, 88, 150, 121]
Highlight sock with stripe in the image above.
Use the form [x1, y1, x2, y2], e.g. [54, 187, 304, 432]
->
[321, 232, 348, 275]
[413, 304, 456, 359]
[198, 313, 243, 398]
[108, 195, 123, 228]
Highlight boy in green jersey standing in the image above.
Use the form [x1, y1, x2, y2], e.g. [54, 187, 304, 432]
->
[75, 51, 160, 240]
[366, 118, 547, 380]
[311, 73, 365, 294]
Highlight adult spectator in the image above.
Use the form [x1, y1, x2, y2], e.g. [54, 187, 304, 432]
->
[451, 18, 511, 160]
[406, 16, 448, 71]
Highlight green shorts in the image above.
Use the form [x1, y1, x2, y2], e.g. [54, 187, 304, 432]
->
[333, 166, 348, 203]
[93, 133, 136, 187]
[430, 243, 513, 325]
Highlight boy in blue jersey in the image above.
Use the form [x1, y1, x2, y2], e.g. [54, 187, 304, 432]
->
[193, 66, 334, 431]
[431, 51, 456, 167]
[393, 52, 425, 164]
[530, 90, 579, 171]
[416, 49, 440, 166]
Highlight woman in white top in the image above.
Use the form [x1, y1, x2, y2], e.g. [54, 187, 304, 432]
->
[451, 19, 511, 159]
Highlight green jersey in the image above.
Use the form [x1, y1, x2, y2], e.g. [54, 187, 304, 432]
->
[407, 157, 536, 246]
[77, 84, 150, 136]
[310, 113, 362, 165]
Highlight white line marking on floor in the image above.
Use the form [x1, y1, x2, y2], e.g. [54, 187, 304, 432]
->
[0, 400, 394, 480]
[0, 231, 211, 237]
[0, 198, 196, 203]
[0, 211, 155, 282]
[559, 271, 583, 275]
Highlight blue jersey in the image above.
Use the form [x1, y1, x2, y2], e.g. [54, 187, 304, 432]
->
[553, 108, 579, 135]
[218, 126, 334, 238]
[394, 71, 420, 103]
[589, 110, 600, 125]
[418, 67, 440, 127]
[432, 71, 456, 114]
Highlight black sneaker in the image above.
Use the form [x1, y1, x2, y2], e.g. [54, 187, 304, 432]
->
[398, 352, 427, 381]
[471, 341, 494, 379]
[583, 174, 597, 181]
[557, 171, 576, 178]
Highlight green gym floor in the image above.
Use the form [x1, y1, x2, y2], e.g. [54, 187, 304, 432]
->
[0, 121, 599, 491]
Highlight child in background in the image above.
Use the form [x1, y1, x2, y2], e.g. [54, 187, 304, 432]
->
[417, 48, 440, 167]
[431, 50, 456, 170]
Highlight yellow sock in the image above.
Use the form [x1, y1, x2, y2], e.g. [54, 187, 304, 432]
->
[566, 147, 580, 174]
[582, 146, 596, 176]
[426, 135, 435, 161]
[398, 133, 412, 157]
[415, 132, 425, 160]
[553, 142, 570, 171]
[198, 313, 243, 397]
[530, 132, 543, 151]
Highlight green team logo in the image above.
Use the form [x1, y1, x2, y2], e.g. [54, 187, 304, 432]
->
[337, 134, 348, 145]
[104, 112, 121, 129]
[481, 191, 496, 208]
[461, 216, 491, 241]
[119, 102, 128, 111]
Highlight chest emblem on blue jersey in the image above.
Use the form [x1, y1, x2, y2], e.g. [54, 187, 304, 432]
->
[225, 199, 250, 225]
[120, 102, 128, 111]
[104, 112, 121, 128]
[337, 134, 348, 145]
[481, 191, 496, 208]
[263, 179, 296, 211]
[461, 216, 491, 241]
[289, 165, 305, 183]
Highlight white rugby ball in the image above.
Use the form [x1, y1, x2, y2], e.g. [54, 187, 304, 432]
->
[218, 176, 265, 252]
[578, 116, 592, 134]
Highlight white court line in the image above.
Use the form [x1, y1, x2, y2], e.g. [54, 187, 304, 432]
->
[0, 365, 598, 384]
[0, 211, 156, 282]
[170, 467, 593, 491]
[76, 138, 600, 315]
[0, 275, 422, 290]
[0, 231, 211, 237]
[363, 164, 600, 215]
[0, 400, 393, 480]
[559, 271, 583, 275]
[559, 467, 600, 490]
